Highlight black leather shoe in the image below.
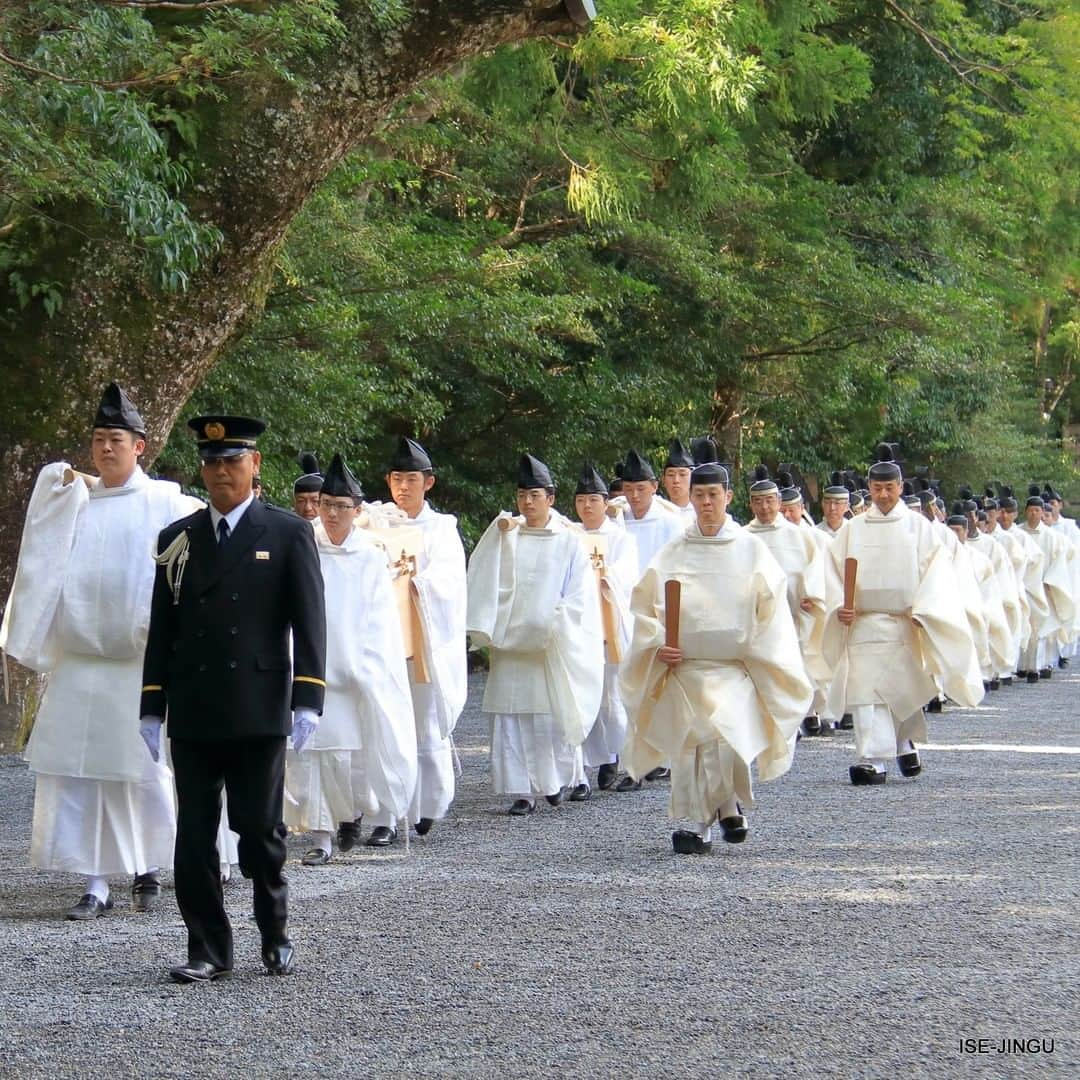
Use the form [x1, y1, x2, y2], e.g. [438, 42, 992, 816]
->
[414, 817, 435, 836]
[925, 698, 942, 713]
[508, 799, 535, 816]
[849, 763, 886, 786]
[569, 783, 591, 802]
[614, 775, 643, 792]
[336, 817, 362, 852]
[301, 848, 331, 866]
[802, 715, 822, 736]
[1059, 656, 1069, 668]
[989, 678, 1001, 691]
[545, 787, 567, 807]
[365, 826, 397, 847]
[596, 762, 619, 790]
[838, 713, 854, 730]
[671, 829, 712, 855]
[169, 960, 230, 984]
[262, 941, 295, 976]
[897, 751, 922, 778]
[66, 893, 114, 921]
[719, 808, 749, 844]
[132, 872, 161, 913]
[1039, 667, 1052, 680]
[1002, 676, 1013, 686]
[1015, 669, 1029, 678]
[1027, 671, 1040, 684]
[644, 766, 671, 782]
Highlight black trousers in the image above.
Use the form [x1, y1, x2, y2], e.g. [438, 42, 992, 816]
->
[170, 736, 289, 969]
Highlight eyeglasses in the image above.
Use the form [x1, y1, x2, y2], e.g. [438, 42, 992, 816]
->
[319, 499, 356, 514]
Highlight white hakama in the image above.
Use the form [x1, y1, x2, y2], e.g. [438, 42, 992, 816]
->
[621, 521, 812, 822]
[2, 465, 199, 880]
[467, 511, 604, 801]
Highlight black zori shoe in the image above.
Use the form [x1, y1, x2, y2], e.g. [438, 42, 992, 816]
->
[132, 872, 161, 913]
[414, 817, 435, 836]
[614, 774, 643, 792]
[839, 713, 854, 730]
[1059, 656, 1069, 669]
[1001, 676, 1013, 686]
[1039, 667, 1053, 680]
[545, 787, 567, 807]
[671, 830, 712, 855]
[508, 799, 535, 816]
[644, 766, 671, 782]
[802, 716, 822, 736]
[336, 817, 362, 852]
[301, 848, 331, 866]
[169, 960, 231, 984]
[1015, 669, 1029, 678]
[849, 763, 887, 786]
[262, 941, 295, 976]
[719, 808, 749, 844]
[66, 893, 114, 921]
[1027, 672, 1040, 684]
[365, 826, 397, 847]
[897, 751, 922, 778]
[596, 762, 619, 790]
[569, 783, 591, 802]
[989, 679, 1001, 691]
[925, 698, 942, 713]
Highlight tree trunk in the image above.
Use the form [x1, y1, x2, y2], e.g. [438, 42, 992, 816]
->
[0, 1, 581, 745]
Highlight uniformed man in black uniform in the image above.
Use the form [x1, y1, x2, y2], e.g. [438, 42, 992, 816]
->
[140, 416, 326, 982]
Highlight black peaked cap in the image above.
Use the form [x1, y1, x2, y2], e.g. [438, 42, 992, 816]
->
[94, 382, 146, 435]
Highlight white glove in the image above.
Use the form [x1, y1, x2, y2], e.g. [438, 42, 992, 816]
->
[290, 708, 319, 753]
[140, 716, 164, 763]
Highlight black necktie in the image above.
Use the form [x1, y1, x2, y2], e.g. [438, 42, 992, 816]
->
[217, 517, 231, 547]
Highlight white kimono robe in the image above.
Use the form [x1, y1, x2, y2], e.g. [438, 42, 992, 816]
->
[1051, 516, 1080, 653]
[822, 503, 984, 762]
[745, 516, 830, 685]
[378, 501, 468, 823]
[1001, 523, 1050, 666]
[1020, 522, 1075, 667]
[990, 524, 1032, 657]
[467, 511, 604, 798]
[285, 522, 416, 833]
[620, 520, 812, 821]
[2, 464, 199, 875]
[574, 518, 638, 768]
[968, 529, 1023, 675]
[620, 499, 687, 576]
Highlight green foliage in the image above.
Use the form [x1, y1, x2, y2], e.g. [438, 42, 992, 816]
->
[0, 0, 343, 309]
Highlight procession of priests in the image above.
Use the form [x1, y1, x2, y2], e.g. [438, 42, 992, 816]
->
[3, 383, 1079, 961]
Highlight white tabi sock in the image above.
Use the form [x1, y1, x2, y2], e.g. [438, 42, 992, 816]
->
[896, 739, 915, 755]
[311, 830, 333, 854]
[696, 822, 713, 842]
[718, 796, 740, 819]
[857, 759, 887, 774]
[86, 876, 109, 903]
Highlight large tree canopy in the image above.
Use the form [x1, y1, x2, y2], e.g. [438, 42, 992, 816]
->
[164, 0, 1080, 535]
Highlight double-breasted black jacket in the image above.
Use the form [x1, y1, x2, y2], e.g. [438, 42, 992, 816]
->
[141, 499, 326, 739]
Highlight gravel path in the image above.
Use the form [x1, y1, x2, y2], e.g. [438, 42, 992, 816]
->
[0, 672, 1077, 1078]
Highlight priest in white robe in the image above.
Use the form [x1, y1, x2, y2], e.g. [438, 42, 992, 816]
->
[1044, 484, 1080, 660]
[661, 439, 698, 522]
[571, 462, 638, 794]
[284, 455, 416, 861]
[466, 454, 604, 816]
[745, 467, 830, 735]
[969, 493, 1023, 687]
[383, 437, 468, 837]
[817, 473, 852, 539]
[0, 384, 199, 919]
[1020, 487, 1075, 679]
[615, 448, 687, 575]
[822, 445, 984, 785]
[620, 460, 812, 855]
[987, 487, 1033, 682]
